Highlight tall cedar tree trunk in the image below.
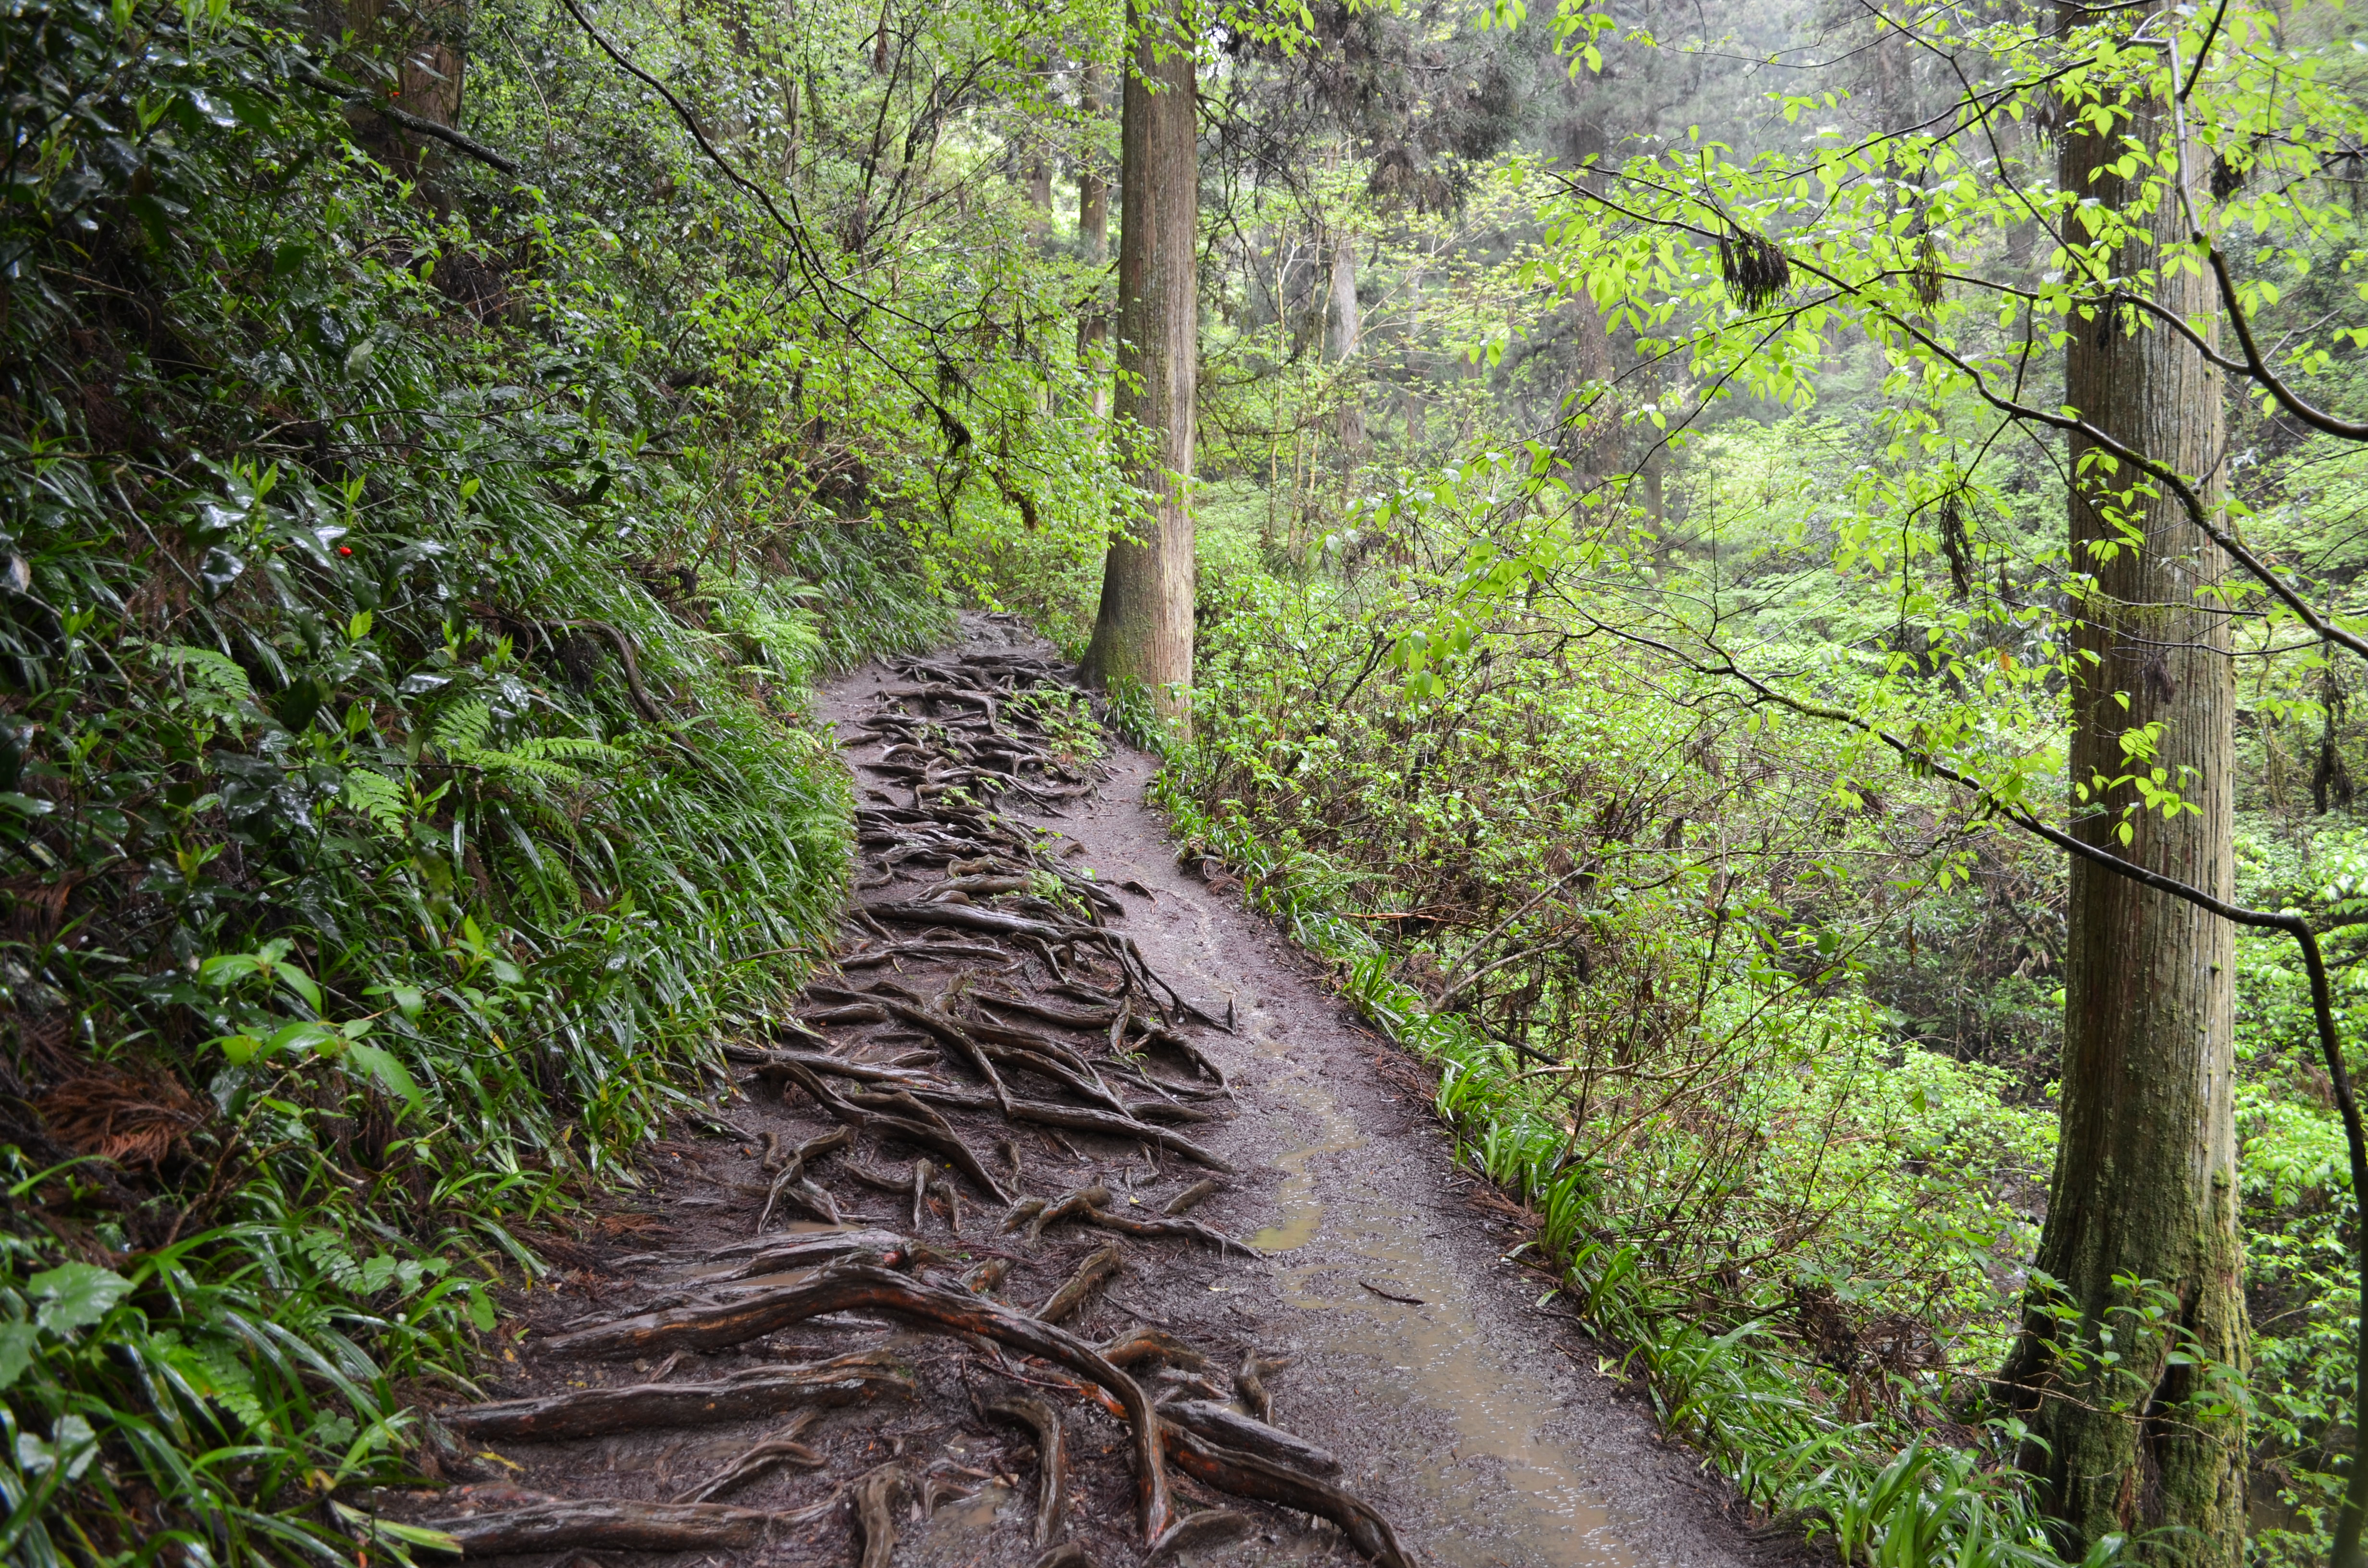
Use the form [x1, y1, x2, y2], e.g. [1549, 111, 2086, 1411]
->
[1078, 61, 1111, 422]
[343, 0, 464, 168]
[1025, 157, 1054, 245]
[1083, 0, 1196, 722]
[2003, 13, 2248, 1559]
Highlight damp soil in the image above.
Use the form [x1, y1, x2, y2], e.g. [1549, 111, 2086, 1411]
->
[381, 618, 1808, 1568]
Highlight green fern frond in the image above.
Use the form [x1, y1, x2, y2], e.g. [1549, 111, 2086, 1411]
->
[339, 769, 407, 834]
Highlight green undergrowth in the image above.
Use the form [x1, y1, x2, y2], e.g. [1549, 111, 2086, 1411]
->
[1158, 776, 2101, 1568]
[0, 0, 952, 1559]
[1169, 421, 2362, 1565]
[1150, 565, 2131, 1568]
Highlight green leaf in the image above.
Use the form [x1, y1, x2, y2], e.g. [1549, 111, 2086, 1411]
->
[16, 1415, 97, 1482]
[345, 1043, 423, 1114]
[341, 769, 406, 833]
[27, 1264, 131, 1336]
[213, 1031, 264, 1066]
[331, 1502, 463, 1556]
[267, 1020, 344, 1058]
[0, 1322, 39, 1390]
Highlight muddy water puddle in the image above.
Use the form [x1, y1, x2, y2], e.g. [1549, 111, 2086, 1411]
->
[1239, 1004, 1637, 1568]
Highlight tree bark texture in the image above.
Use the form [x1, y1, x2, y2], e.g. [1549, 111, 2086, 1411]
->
[2007, 18, 2248, 1561]
[341, 0, 465, 171]
[1079, 60, 1112, 421]
[396, 0, 466, 129]
[1083, 0, 1196, 724]
[1025, 156, 1054, 245]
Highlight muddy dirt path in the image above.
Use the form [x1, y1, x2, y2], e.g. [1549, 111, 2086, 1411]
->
[384, 626, 1790, 1568]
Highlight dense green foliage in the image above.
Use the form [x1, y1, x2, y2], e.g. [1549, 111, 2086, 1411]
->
[0, 0, 996, 1553]
[1153, 2, 2368, 1556]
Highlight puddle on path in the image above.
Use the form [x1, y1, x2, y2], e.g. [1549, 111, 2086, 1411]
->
[1238, 1004, 1636, 1568]
[1248, 1129, 1365, 1253]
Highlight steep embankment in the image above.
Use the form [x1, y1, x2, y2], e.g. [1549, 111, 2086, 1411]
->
[389, 625, 1784, 1568]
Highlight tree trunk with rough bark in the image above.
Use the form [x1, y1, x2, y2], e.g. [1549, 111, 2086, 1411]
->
[1025, 156, 1053, 245]
[1083, 0, 1196, 724]
[2001, 14, 2248, 1561]
[398, 0, 465, 130]
[1079, 60, 1112, 422]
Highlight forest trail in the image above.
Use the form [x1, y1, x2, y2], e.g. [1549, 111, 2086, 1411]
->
[394, 620, 1786, 1568]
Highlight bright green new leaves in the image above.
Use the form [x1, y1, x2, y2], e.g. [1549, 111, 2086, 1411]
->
[199, 940, 424, 1111]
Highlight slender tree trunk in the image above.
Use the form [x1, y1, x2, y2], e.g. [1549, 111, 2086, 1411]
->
[1025, 155, 1054, 245]
[1556, 67, 1621, 479]
[2001, 109, 2035, 270]
[1079, 60, 1112, 422]
[1328, 229, 1364, 453]
[781, 74, 801, 180]
[345, 0, 464, 170]
[1083, 0, 1196, 724]
[2002, 13, 2247, 1561]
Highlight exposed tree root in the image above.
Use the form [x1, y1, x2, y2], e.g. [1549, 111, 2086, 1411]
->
[412, 1497, 776, 1555]
[752, 1051, 935, 1090]
[672, 1411, 825, 1503]
[540, 1261, 1172, 1539]
[442, 1351, 910, 1439]
[1158, 1422, 1413, 1568]
[1100, 1326, 1206, 1372]
[1235, 1350, 1292, 1422]
[985, 1394, 1069, 1545]
[756, 1053, 1013, 1201]
[1036, 1242, 1122, 1323]
[852, 1462, 905, 1568]
[1158, 1399, 1340, 1476]
[906, 1088, 1233, 1171]
[1016, 1183, 1111, 1242]
[865, 899, 1070, 944]
[1074, 1203, 1261, 1258]
[708, 1229, 913, 1280]
[873, 996, 1013, 1113]
[843, 1088, 1015, 1199]
[1144, 1508, 1255, 1563]
[1162, 1178, 1221, 1216]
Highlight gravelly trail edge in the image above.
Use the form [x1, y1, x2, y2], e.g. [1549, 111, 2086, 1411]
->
[382, 620, 1800, 1568]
